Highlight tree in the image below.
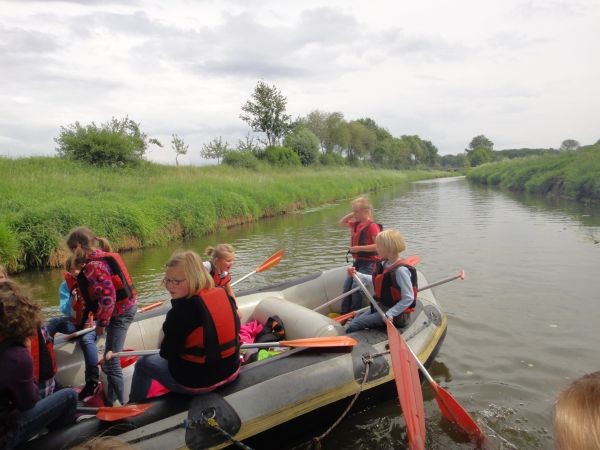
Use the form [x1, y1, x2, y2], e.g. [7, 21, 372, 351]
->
[240, 81, 293, 147]
[55, 116, 162, 167]
[559, 139, 580, 151]
[236, 133, 261, 155]
[323, 112, 350, 154]
[171, 134, 188, 166]
[301, 110, 328, 153]
[347, 121, 376, 162]
[468, 147, 494, 166]
[200, 136, 229, 164]
[283, 127, 320, 165]
[468, 135, 494, 152]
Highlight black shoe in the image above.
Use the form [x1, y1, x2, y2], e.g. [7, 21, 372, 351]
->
[78, 380, 100, 401]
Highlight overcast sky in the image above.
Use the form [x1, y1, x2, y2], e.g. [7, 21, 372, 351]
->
[1, 0, 598, 164]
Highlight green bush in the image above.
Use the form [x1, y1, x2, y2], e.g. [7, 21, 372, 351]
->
[0, 221, 20, 272]
[222, 151, 262, 170]
[319, 152, 346, 166]
[264, 146, 301, 167]
[55, 117, 160, 167]
[283, 128, 320, 165]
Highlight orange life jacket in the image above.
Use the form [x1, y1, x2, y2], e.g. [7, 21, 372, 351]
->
[29, 327, 57, 383]
[180, 288, 240, 364]
[209, 262, 232, 287]
[64, 272, 85, 325]
[372, 260, 418, 311]
[350, 221, 382, 260]
[77, 252, 136, 324]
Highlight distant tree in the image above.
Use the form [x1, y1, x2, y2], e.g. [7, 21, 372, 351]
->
[236, 133, 261, 155]
[422, 140, 440, 167]
[200, 136, 230, 164]
[283, 127, 320, 165]
[440, 153, 467, 169]
[264, 146, 301, 167]
[301, 110, 328, 153]
[240, 81, 293, 147]
[356, 117, 393, 142]
[324, 112, 350, 154]
[347, 121, 376, 162]
[171, 134, 188, 166]
[55, 116, 162, 167]
[468, 135, 494, 152]
[468, 147, 494, 166]
[559, 139, 580, 151]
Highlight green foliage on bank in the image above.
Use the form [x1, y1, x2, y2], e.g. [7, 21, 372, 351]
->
[0, 156, 449, 272]
[467, 142, 600, 201]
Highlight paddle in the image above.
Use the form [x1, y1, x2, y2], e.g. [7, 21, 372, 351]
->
[53, 326, 96, 347]
[139, 301, 166, 313]
[230, 249, 284, 287]
[353, 274, 426, 450]
[77, 403, 152, 422]
[108, 336, 358, 358]
[335, 269, 466, 323]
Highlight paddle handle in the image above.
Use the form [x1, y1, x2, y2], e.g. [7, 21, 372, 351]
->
[230, 270, 256, 287]
[111, 349, 160, 357]
[418, 270, 465, 292]
[54, 326, 96, 346]
[313, 286, 360, 312]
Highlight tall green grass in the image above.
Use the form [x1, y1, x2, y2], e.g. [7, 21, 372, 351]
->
[467, 142, 600, 201]
[0, 157, 449, 272]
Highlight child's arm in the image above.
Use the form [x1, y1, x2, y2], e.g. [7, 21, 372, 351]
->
[58, 280, 72, 317]
[338, 212, 355, 227]
[385, 267, 414, 319]
[347, 267, 373, 287]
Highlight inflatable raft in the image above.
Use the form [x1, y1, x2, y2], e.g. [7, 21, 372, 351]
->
[22, 266, 447, 449]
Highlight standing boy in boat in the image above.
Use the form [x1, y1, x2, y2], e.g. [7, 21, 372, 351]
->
[339, 197, 382, 314]
[66, 227, 137, 406]
[0, 281, 77, 450]
[346, 229, 417, 333]
[44, 255, 101, 401]
[127, 250, 241, 403]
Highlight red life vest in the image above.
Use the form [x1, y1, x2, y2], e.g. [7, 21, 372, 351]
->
[180, 288, 240, 364]
[209, 262, 232, 287]
[350, 221, 382, 260]
[29, 327, 57, 383]
[64, 272, 85, 325]
[372, 260, 418, 311]
[77, 252, 136, 324]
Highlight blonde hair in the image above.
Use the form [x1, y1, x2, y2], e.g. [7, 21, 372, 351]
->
[66, 227, 112, 262]
[554, 371, 600, 450]
[205, 244, 235, 263]
[165, 250, 214, 296]
[69, 436, 136, 450]
[375, 229, 406, 256]
[352, 197, 373, 214]
[0, 280, 42, 344]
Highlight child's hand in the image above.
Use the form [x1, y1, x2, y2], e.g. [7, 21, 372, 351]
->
[347, 266, 357, 277]
[105, 350, 113, 360]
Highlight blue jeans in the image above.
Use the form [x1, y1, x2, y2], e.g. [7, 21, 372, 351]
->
[45, 316, 99, 382]
[341, 260, 376, 314]
[4, 388, 77, 450]
[102, 305, 137, 405]
[129, 354, 205, 404]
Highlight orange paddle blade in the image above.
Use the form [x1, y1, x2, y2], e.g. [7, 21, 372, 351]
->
[96, 403, 153, 421]
[386, 320, 426, 450]
[402, 255, 420, 266]
[334, 311, 356, 323]
[279, 336, 357, 348]
[139, 301, 165, 313]
[256, 249, 284, 272]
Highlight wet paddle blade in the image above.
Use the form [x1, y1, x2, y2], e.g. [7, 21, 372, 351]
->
[95, 403, 153, 421]
[256, 249, 284, 272]
[334, 311, 356, 323]
[386, 320, 426, 450]
[278, 336, 357, 348]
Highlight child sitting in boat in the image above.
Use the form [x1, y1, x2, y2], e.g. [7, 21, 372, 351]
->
[203, 244, 236, 299]
[127, 250, 241, 403]
[554, 371, 600, 450]
[345, 229, 417, 333]
[0, 280, 77, 450]
[44, 255, 101, 401]
[339, 197, 382, 314]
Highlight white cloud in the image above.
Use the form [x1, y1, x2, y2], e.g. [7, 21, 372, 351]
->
[0, 0, 598, 162]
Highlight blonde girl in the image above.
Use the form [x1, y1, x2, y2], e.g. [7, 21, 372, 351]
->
[128, 250, 240, 403]
[203, 244, 236, 298]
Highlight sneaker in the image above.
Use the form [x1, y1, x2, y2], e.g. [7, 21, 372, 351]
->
[78, 380, 100, 401]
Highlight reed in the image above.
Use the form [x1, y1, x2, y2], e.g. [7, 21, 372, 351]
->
[0, 157, 448, 272]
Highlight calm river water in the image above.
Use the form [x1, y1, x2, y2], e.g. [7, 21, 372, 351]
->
[13, 177, 600, 449]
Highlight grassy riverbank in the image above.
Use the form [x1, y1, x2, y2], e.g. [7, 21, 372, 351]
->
[467, 142, 600, 201]
[0, 157, 450, 272]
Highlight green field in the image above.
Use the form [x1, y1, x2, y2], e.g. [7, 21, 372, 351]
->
[467, 142, 600, 202]
[0, 157, 449, 272]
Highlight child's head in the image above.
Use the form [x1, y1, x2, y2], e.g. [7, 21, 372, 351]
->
[0, 264, 7, 282]
[164, 250, 214, 299]
[351, 197, 373, 221]
[66, 227, 112, 260]
[554, 371, 600, 450]
[205, 244, 235, 273]
[65, 255, 84, 277]
[0, 280, 42, 344]
[375, 229, 406, 260]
